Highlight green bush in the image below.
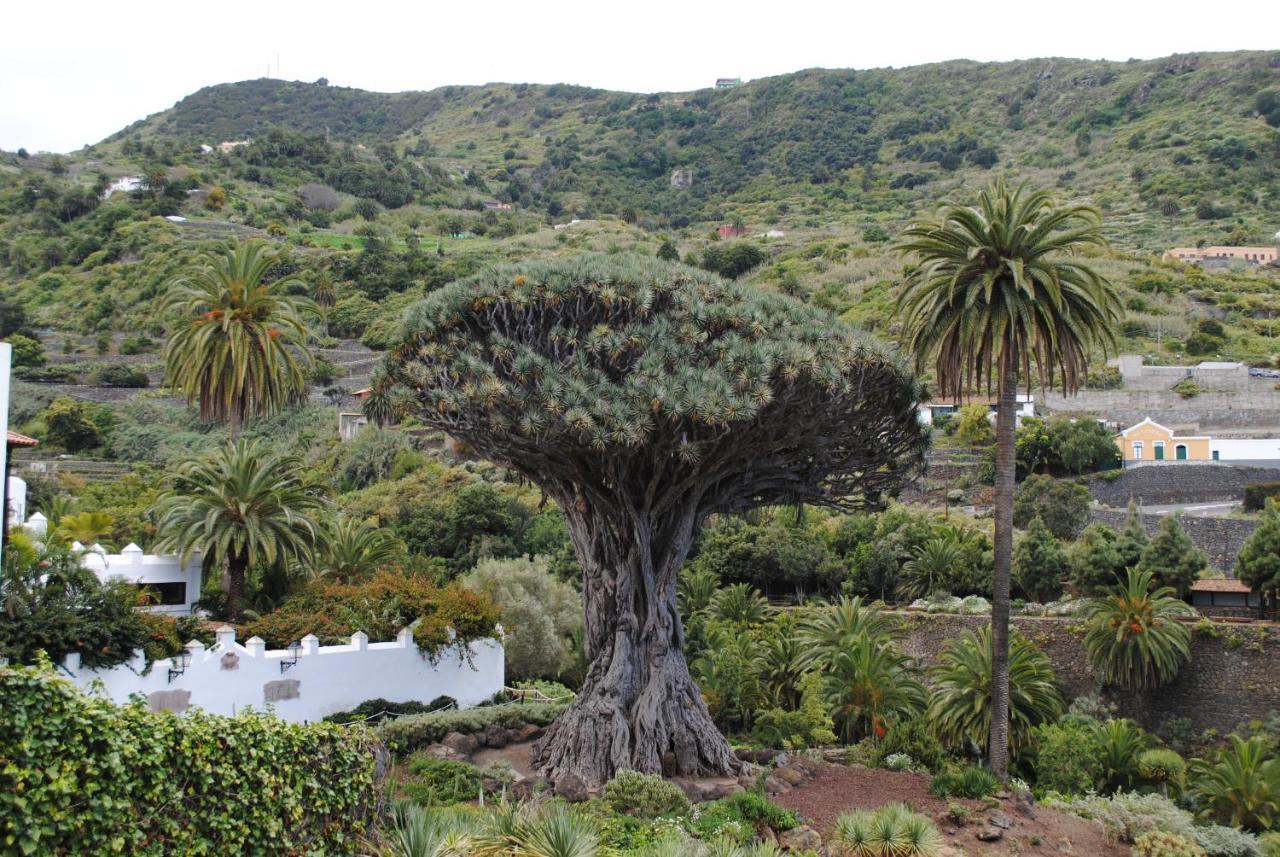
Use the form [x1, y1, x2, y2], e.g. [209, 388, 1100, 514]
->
[1132, 831, 1207, 857]
[1194, 825, 1261, 857]
[689, 790, 799, 842]
[401, 756, 484, 806]
[1243, 482, 1280, 513]
[1139, 748, 1186, 797]
[463, 555, 582, 681]
[876, 716, 945, 772]
[0, 663, 380, 856]
[1034, 721, 1103, 796]
[323, 696, 457, 725]
[5, 333, 45, 367]
[376, 701, 566, 757]
[928, 765, 1000, 799]
[601, 771, 691, 818]
[1044, 790, 1198, 843]
[87, 364, 150, 387]
[1258, 831, 1280, 857]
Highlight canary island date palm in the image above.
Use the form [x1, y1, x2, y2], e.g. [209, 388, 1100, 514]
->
[1083, 566, 1194, 692]
[1190, 736, 1280, 832]
[315, 516, 405, 581]
[895, 179, 1119, 778]
[380, 253, 927, 786]
[161, 241, 316, 435]
[150, 439, 326, 619]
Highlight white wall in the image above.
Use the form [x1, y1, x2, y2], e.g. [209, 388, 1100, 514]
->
[78, 542, 204, 615]
[0, 343, 10, 570]
[64, 625, 504, 723]
[1211, 438, 1280, 460]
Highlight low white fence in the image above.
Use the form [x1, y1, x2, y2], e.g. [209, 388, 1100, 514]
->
[63, 625, 504, 723]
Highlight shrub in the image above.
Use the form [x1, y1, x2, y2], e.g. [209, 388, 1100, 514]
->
[1034, 721, 1103, 796]
[877, 716, 945, 772]
[833, 802, 943, 857]
[44, 396, 102, 451]
[401, 756, 484, 806]
[1013, 474, 1091, 539]
[955, 403, 994, 446]
[1258, 832, 1280, 857]
[1139, 748, 1187, 797]
[323, 696, 456, 725]
[376, 701, 566, 757]
[929, 765, 1000, 799]
[5, 332, 45, 367]
[689, 790, 799, 841]
[1190, 736, 1280, 832]
[463, 555, 582, 681]
[1194, 825, 1261, 857]
[601, 771, 691, 818]
[1044, 791, 1197, 843]
[0, 663, 380, 855]
[87, 364, 150, 387]
[334, 426, 411, 489]
[882, 753, 916, 771]
[751, 678, 838, 749]
[1243, 482, 1280, 513]
[1173, 377, 1201, 399]
[1132, 831, 1207, 857]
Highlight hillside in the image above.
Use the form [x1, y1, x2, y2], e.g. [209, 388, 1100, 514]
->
[2, 50, 1280, 372]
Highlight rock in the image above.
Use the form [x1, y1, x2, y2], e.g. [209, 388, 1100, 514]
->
[975, 826, 1003, 842]
[779, 825, 822, 851]
[554, 773, 590, 803]
[1057, 837, 1073, 853]
[442, 732, 479, 756]
[1013, 789, 1037, 819]
[738, 769, 759, 788]
[773, 766, 806, 785]
[760, 826, 779, 847]
[425, 743, 468, 762]
[734, 747, 755, 762]
[516, 723, 544, 742]
[763, 775, 792, 795]
[987, 810, 1013, 830]
[482, 724, 509, 749]
[790, 755, 819, 774]
[502, 728, 524, 746]
[820, 748, 848, 763]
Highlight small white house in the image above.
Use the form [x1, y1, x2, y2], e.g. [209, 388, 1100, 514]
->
[918, 395, 1035, 427]
[79, 542, 204, 615]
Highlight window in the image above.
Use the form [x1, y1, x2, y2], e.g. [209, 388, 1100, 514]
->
[1154, 441, 1165, 461]
[1132, 441, 1144, 460]
[1213, 450, 1220, 460]
[1175, 444, 1188, 461]
[138, 582, 187, 606]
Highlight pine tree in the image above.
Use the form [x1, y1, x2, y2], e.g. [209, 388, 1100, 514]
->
[1236, 500, 1280, 613]
[1014, 516, 1066, 603]
[1138, 515, 1207, 598]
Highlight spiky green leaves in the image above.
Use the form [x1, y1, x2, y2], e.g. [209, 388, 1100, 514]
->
[384, 254, 926, 517]
[1083, 567, 1194, 691]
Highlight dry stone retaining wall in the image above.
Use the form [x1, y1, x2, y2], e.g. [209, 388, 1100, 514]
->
[892, 612, 1280, 736]
[1090, 509, 1256, 572]
[1087, 464, 1274, 506]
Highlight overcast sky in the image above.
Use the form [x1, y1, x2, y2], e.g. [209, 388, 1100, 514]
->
[3, 0, 1274, 153]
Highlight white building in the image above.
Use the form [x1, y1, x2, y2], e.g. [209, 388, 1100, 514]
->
[918, 394, 1036, 427]
[79, 542, 205, 615]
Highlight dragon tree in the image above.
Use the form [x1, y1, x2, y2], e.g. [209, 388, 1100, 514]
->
[380, 254, 927, 786]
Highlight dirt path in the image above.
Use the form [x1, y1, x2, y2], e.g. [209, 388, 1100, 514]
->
[773, 764, 1124, 856]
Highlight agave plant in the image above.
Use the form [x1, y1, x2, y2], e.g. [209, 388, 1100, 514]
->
[1083, 567, 1194, 691]
[1190, 736, 1280, 832]
[832, 803, 942, 857]
[464, 803, 600, 857]
[928, 625, 1064, 759]
[384, 802, 478, 857]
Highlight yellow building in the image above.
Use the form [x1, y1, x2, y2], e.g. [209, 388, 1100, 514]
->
[1116, 418, 1211, 463]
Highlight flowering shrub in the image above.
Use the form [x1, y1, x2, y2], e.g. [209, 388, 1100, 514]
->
[0, 662, 381, 855]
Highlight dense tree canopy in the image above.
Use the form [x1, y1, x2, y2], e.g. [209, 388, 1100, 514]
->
[382, 254, 926, 785]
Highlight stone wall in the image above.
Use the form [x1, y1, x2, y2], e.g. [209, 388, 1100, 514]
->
[893, 612, 1280, 735]
[1041, 388, 1280, 431]
[1087, 464, 1274, 506]
[1090, 509, 1256, 572]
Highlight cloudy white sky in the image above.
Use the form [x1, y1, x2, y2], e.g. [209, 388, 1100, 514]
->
[2, 0, 1273, 153]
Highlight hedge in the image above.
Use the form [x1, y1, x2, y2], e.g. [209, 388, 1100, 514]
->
[1243, 482, 1280, 512]
[0, 663, 383, 856]
[375, 701, 566, 757]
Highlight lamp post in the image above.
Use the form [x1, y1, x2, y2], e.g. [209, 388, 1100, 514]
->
[167, 649, 191, 683]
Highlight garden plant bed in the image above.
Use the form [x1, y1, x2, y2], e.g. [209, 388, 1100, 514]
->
[773, 763, 1126, 856]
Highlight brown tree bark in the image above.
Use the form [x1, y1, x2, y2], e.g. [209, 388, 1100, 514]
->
[531, 501, 739, 787]
[226, 547, 248, 620]
[988, 352, 1016, 781]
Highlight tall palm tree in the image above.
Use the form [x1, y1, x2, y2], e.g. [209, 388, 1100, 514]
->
[312, 270, 337, 337]
[161, 241, 316, 436]
[896, 179, 1119, 778]
[1083, 566, 1194, 691]
[150, 439, 326, 619]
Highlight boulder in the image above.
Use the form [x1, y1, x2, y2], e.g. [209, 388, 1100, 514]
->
[554, 774, 590, 803]
[516, 723, 544, 742]
[778, 825, 822, 851]
[426, 743, 468, 762]
[763, 775, 792, 795]
[1012, 789, 1037, 819]
[441, 732, 479, 756]
[482, 724, 510, 749]
[975, 826, 1003, 842]
[987, 810, 1013, 830]
[773, 766, 806, 786]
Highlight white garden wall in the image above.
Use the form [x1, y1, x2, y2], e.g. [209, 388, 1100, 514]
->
[63, 625, 504, 723]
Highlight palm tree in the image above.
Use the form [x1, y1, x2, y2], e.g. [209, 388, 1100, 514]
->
[928, 625, 1064, 761]
[895, 179, 1119, 778]
[56, 511, 114, 547]
[161, 241, 316, 436]
[1190, 736, 1280, 832]
[314, 517, 404, 580]
[150, 439, 326, 619]
[799, 595, 896, 670]
[1083, 566, 1194, 691]
[819, 631, 927, 743]
[899, 537, 964, 601]
[312, 270, 337, 337]
[708, 582, 771, 624]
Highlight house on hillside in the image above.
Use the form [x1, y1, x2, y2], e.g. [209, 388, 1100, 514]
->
[717, 224, 749, 239]
[483, 201, 513, 211]
[1189, 579, 1261, 619]
[1116, 418, 1280, 465]
[715, 78, 742, 89]
[1163, 246, 1277, 267]
[918, 395, 1035, 428]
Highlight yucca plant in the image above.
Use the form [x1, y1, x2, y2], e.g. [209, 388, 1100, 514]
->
[1083, 567, 1194, 691]
[384, 802, 477, 857]
[468, 804, 599, 857]
[1190, 736, 1280, 832]
[832, 803, 942, 856]
[928, 625, 1064, 760]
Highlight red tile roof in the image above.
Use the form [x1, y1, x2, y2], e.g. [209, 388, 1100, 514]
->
[1190, 579, 1252, 594]
[5, 430, 38, 448]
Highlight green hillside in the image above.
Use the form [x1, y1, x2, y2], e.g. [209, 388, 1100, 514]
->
[3, 50, 1280, 368]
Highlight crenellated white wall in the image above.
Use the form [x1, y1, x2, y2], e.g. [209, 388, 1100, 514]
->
[64, 625, 504, 723]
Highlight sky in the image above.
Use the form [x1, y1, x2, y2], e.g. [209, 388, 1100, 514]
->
[3, 0, 1275, 153]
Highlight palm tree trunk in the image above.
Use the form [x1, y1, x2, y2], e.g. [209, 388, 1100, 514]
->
[988, 352, 1017, 781]
[226, 547, 248, 620]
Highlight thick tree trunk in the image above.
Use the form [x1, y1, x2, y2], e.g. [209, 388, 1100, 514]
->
[531, 502, 739, 788]
[988, 355, 1016, 781]
[226, 548, 248, 620]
